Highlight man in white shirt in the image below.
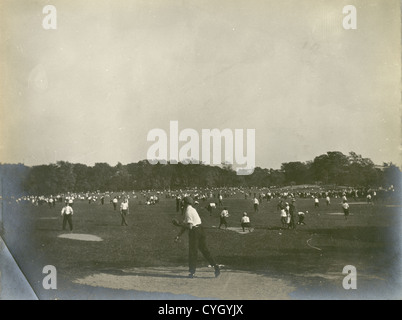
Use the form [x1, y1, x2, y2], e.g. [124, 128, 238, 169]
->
[314, 197, 319, 208]
[219, 207, 230, 229]
[120, 198, 129, 226]
[342, 200, 350, 220]
[112, 197, 118, 210]
[61, 203, 74, 231]
[241, 212, 251, 232]
[325, 196, 331, 206]
[175, 196, 220, 278]
[218, 194, 223, 206]
[366, 194, 372, 204]
[253, 197, 259, 213]
[297, 211, 307, 225]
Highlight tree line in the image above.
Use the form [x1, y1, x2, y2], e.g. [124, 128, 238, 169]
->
[0, 151, 400, 196]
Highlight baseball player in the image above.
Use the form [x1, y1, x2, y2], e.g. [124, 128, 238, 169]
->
[280, 206, 288, 229]
[241, 212, 251, 232]
[288, 199, 297, 229]
[120, 198, 129, 226]
[297, 211, 307, 225]
[174, 196, 220, 278]
[342, 200, 350, 220]
[61, 203, 74, 231]
[218, 207, 230, 229]
[314, 197, 319, 208]
[253, 197, 259, 213]
[112, 196, 118, 210]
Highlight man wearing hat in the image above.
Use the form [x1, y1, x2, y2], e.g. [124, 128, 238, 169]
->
[175, 196, 220, 278]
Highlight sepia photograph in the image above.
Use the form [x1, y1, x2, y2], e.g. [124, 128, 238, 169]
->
[0, 0, 401, 305]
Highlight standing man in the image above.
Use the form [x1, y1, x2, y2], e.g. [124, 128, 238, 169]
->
[342, 200, 350, 220]
[175, 196, 220, 278]
[61, 202, 74, 231]
[218, 207, 230, 230]
[112, 196, 118, 210]
[288, 199, 297, 229]
[253, 197, 259, 213]
[48, 197, 54, 208]
[218, 193, 223, 207]
[120, 198, 129, 226]
[241, 212, 252, 232]
[206, 202, 215, 216]
[314, 196, 319, 209]
[325, 195, 331, 206]
[176, 195, 181, 212]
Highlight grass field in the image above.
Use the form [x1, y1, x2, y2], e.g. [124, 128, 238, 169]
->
[1, 194, 401, 300]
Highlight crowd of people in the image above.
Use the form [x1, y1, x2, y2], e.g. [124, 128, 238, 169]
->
[5, 183, 397, 280]
[10, 183, 397, 234]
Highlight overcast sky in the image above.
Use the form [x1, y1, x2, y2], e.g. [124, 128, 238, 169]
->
[0, 0, 400, 169]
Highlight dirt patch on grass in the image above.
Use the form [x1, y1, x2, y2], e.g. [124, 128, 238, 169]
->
[73, 266, 296, 299]
[58, 233, 103, 242]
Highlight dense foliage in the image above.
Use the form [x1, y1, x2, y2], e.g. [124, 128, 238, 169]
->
[0, 151, 400, 196]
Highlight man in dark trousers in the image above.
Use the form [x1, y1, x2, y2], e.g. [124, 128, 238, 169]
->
[288, 198, 297, 229]
[176, 195, 181, 213]
[120, 198, 129, 226]
[61, 202, 74, 231]
[175, 196, 220, 278]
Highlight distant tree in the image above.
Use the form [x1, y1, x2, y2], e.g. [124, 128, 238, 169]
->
[109, 162, 131, 191]
[382, 162, 402, 191]
[24, 164, 58, 195]
[346, 152, 380, 186]
[72, 163, 91, 192]
[311, 154, 329, 184]
[281, 161, 309, 185]
[90, 163, 114, 191]
[55, 161, 76, 194]
[311, 151, 349, 185]
[3, 151, 400, 195]
[269, 169, 286, 187]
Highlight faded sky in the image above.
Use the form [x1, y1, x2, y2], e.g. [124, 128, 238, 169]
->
[0, 0, 400, 169]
